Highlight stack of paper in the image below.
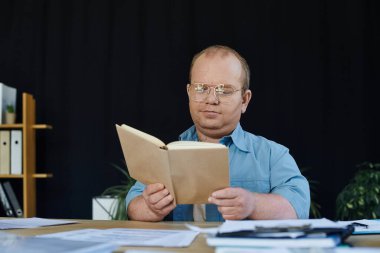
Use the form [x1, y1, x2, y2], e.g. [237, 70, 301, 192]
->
[337, 219, 380, 234]
[206, 218, 352, 248]
[38, 228, 199, 247]
[0, 231, 117, 253]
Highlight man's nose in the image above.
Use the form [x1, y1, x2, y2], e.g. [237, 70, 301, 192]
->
[205, 87, 220, 104]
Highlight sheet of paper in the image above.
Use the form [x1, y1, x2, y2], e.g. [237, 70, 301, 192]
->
[337, 219, 380, 234]
[38, 228, 199, 247]
[0, 231, 117, 253]
[216, 247, 293, 253]
[218, 218, 345, 233]
[0, 217, 77, 230]
[336, 249, 380, 253]
[215, 247, 380, 253]
[185, 223, 219, 235]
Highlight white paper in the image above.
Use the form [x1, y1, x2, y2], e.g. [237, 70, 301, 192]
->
[216, 248, 380, 253]
[337, 219, 380, 234]
[0, 217, 77, 230]
[0, 231, 117, 253]
[185, 223, 219, 234]
[218, 218, 345, 233]
[336, 249, 380, 253]
[216, 247, 293, 253]
[38, 228, 199, 247]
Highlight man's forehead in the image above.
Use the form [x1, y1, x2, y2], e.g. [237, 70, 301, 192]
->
[192, 52, 242, 79]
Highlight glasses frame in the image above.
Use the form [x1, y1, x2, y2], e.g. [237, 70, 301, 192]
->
[187, 83, 243, 103]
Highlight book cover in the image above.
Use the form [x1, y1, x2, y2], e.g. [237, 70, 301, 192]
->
[116, 124, 230, 204]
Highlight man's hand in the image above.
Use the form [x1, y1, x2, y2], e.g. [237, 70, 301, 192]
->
[143, 183, 175, 218]
[128, 183, 176, 221]
[208, 187, 298, 220]
[208, 187, 255, 220]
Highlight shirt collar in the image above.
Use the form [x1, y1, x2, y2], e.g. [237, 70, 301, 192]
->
[225, 123, 249, 152]
[179, 123, 249, 152]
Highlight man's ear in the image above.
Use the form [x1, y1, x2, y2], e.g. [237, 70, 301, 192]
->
[186, 84, 191, 98]
[241, 89, 252, 114]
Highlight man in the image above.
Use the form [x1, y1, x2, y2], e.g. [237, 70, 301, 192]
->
[126, 45, 310, 221]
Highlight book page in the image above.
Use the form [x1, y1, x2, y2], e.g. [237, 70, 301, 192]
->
[167, 141, 227, 149]
[120, 124, 165, 147]
[116, 125, 175, 203]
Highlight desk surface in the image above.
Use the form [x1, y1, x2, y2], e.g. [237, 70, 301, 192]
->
[5, 219, 380, 252]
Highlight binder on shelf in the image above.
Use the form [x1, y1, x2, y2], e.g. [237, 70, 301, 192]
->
[0, 130, 11, 174]
[10, 130, 22, 175]
[2, 181, 23, 217]
[0, 83, 17, 124]
[0, 182, 14, 217]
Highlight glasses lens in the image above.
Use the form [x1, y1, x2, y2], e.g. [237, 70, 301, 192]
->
[189, 83, 240, 102]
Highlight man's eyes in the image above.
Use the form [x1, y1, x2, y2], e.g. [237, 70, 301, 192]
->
[195, 85, 233, 93]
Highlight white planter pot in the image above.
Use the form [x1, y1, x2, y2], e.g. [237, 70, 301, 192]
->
[92, 196, 117, 220]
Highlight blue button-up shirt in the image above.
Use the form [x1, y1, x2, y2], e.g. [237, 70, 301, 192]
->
[126, 123, 310, 221]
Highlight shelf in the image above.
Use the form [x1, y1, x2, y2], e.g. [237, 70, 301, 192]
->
[0, 124, 52, 129]
[0, 93, 53, 217]
[33, 173, 53, 178]
[0, 173, 53, 179]
[0, 174, 23, 178]
[32, 124, 53, 129]
[0, 124, 23, 129]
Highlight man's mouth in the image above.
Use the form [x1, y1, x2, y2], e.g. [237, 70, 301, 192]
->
[201, 110, 220, 118]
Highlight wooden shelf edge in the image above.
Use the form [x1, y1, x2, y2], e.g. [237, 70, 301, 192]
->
[0, 124, 23, 129]
[0, 173, 53, 179]
[0, 174, 23, 178]
[33, 173, 53, 178]
[0, 124, 52, 129]
[32, 124, 53, 129]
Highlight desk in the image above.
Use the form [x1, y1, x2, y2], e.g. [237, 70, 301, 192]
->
[5, 219, 380, 252]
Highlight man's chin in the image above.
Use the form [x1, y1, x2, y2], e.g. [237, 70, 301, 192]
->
[197, 122, 222, 130]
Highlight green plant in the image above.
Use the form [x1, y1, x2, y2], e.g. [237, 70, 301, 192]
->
[101, 162, 136, 220]
[300, 167, 322, 218]
[336, 162, 380, 220]
[6, 104, 15, 113]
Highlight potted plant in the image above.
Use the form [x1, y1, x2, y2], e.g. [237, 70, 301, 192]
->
[5, 104, 16, 124]
[98, 162, 136, 220]
[336, 162, 380, 220]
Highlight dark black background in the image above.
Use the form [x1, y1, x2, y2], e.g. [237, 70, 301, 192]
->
[0, 0, 378, 219]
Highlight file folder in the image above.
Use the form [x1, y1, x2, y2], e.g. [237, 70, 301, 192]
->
[3, 181, 23, 217]
[0, 130, 11, 174]
[10, 130, 22, 174]
[0, 182, 14, 217]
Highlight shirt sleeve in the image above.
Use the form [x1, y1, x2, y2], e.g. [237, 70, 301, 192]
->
[125, 181, 146, 213]
[269, 144, 311, 219]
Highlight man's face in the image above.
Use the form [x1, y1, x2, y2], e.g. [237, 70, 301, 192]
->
[188, 53, 251, 139]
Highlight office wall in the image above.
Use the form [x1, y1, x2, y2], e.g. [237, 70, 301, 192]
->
[0, 0, 379, 219]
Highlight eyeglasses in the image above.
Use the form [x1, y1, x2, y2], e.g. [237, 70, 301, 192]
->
[187, 83, 243, 103]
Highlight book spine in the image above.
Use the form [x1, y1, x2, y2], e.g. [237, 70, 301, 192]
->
[0, 182, 15, 217]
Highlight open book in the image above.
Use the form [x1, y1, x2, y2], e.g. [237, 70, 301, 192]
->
[116, 124, 230, 204]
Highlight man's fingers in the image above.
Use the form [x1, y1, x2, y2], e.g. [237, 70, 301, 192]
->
[211, 187, 241, 199]
[148, 188, 170, 204]
[145, 183, 165, 195]
[152, 193, 174, 210]
[208, 196, 237, 207]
